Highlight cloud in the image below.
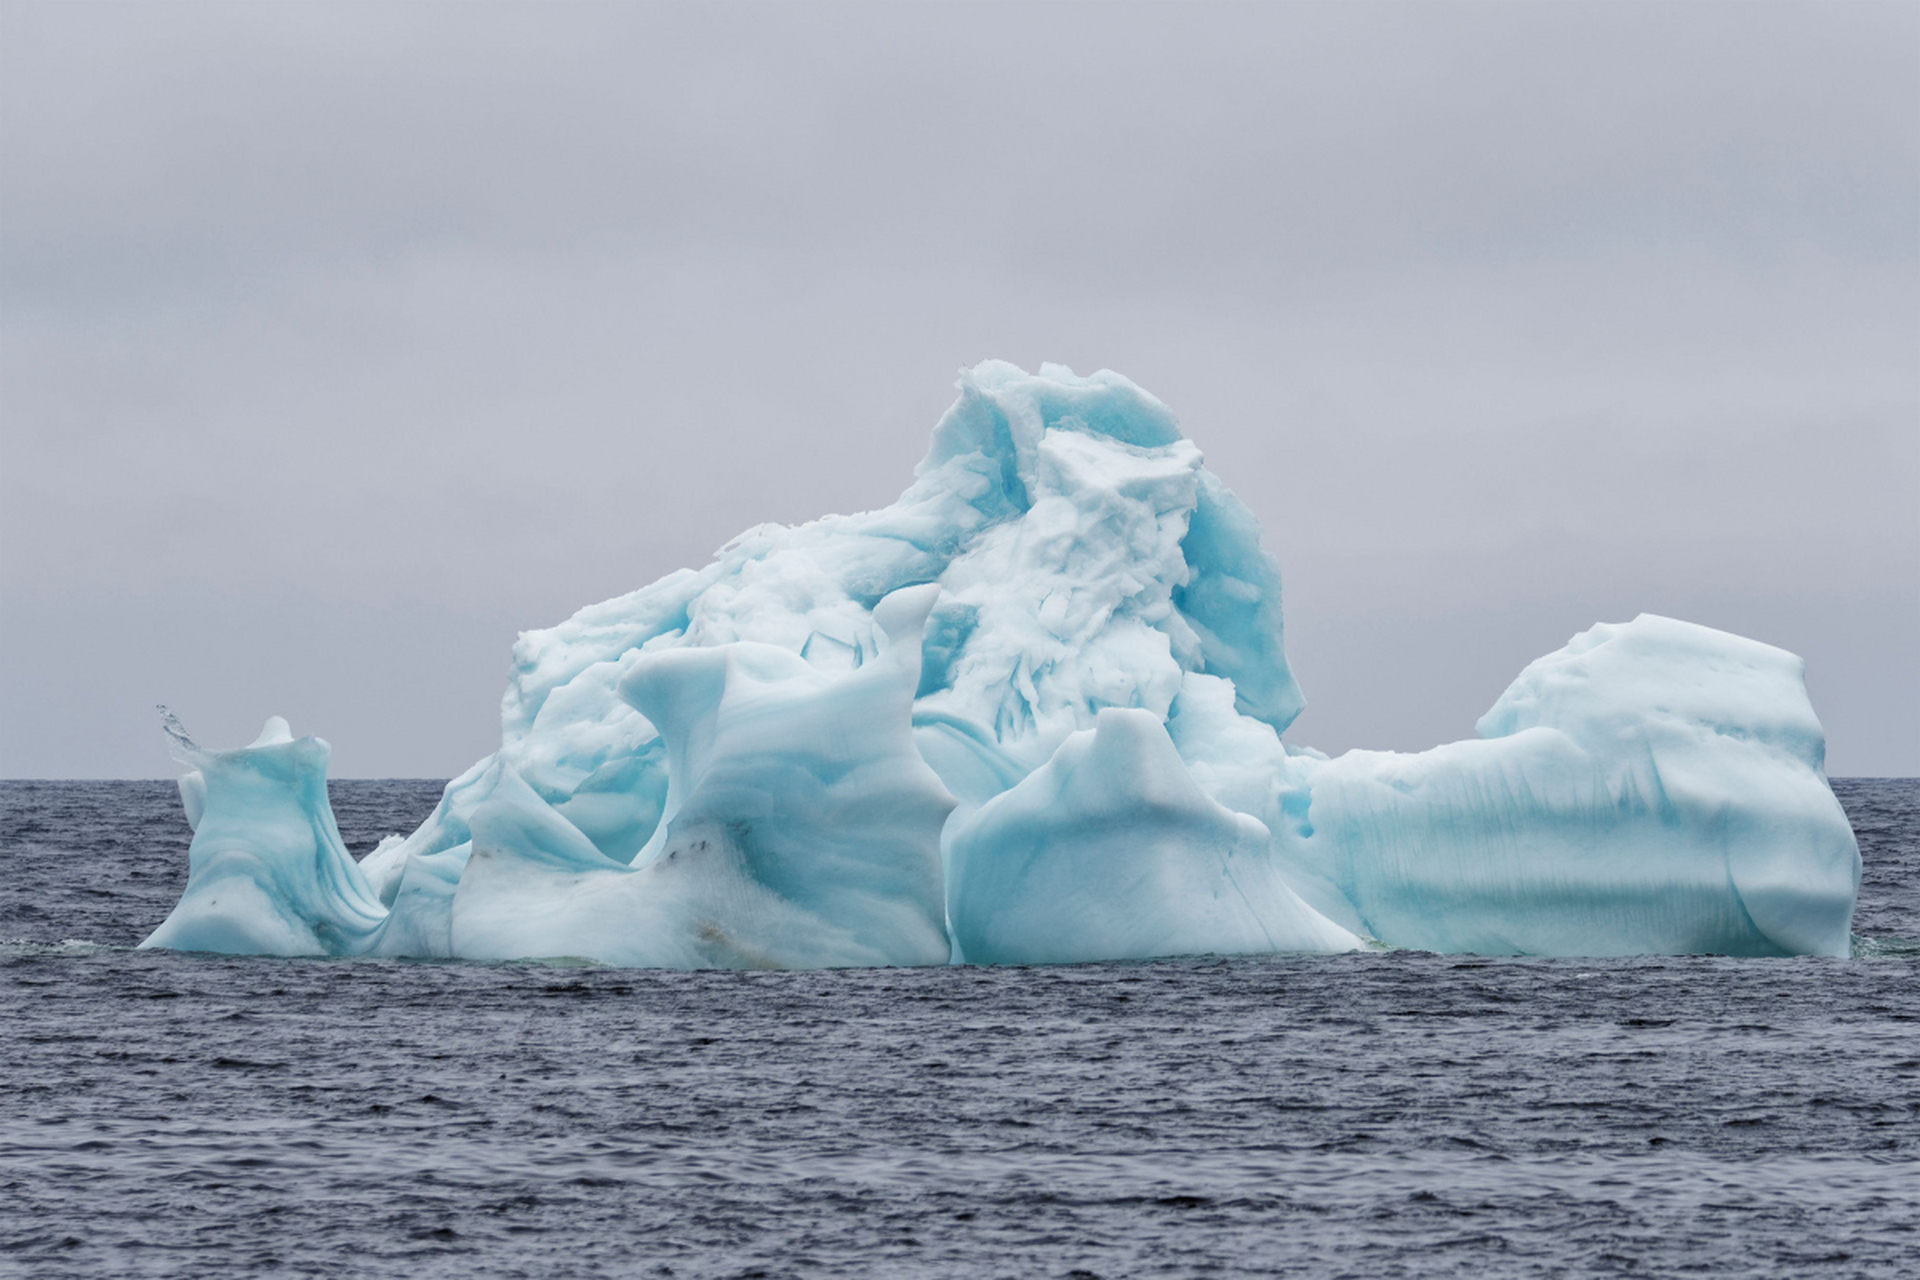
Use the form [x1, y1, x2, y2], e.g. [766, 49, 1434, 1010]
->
[2, 0, 1914, 775]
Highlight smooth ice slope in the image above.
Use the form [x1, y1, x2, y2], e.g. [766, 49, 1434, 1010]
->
[141, 362, 1861, 965]
[1284, 616, 1860, 957]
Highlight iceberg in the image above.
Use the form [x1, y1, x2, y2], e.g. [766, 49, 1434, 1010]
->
[141, 361, 1861, 965]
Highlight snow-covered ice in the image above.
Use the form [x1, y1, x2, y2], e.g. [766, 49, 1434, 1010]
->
[141, 362, 1861, 965]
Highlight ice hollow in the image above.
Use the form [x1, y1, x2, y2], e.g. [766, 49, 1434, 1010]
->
[140, 362, 1861, 965]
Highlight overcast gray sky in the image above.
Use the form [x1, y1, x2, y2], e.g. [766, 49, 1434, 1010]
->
[2, 0, 1915, 778]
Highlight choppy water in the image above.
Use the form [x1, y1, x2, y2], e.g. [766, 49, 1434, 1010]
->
[2, 778, 1916, 1279]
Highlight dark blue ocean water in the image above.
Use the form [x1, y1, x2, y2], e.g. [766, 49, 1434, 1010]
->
[2, 778, 1916, 1279]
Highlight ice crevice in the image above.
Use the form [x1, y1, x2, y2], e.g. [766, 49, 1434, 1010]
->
[141, 361, 1860, 965]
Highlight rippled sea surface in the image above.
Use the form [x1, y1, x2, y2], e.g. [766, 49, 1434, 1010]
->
[2, 779, 1916, 1279]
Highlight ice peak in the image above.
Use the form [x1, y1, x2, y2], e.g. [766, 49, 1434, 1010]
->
[914, 362, 1188, 514]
